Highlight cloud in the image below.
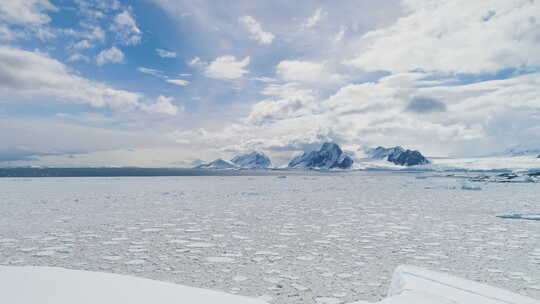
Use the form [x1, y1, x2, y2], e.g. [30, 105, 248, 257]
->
[0, 0, 57, 26]
[238, 15, 275, 45]
[303, 8, 327, 29]
[0, 118, 182, 166]
[348, 0, 540, 74]
[405, 96, 447, 113]
[110, 10, 141, 45]
[177, 71, 540, 158]
[96, 47, 125, 65]
[138, 67, 190, 87]
[67, 53, 90, 62]
[156, 48, 177, 58]
[166, 79, 190, 86]
[138, 67, 163, 77]
[140, 95, 181, 115]
[247, 83, 315, 125]
[0, 25, 23, 41]
[334, 25, 346, 43]
[70, 39, 93, 50]
[205, 56, 250, 80]
[188, 57, 206, 66]
[0, 45, 164, 113]
[276, 60, 343, 84]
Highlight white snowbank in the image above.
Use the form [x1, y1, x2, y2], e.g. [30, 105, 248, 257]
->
[353, 155, 540, 172]
[0, 266, 266, 304]
[382, 265, 539, 304]
[1, 265, 538, 304]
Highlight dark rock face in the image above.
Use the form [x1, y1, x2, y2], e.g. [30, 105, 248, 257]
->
[367, 146, 429, 166]
[288, 142, 354, 169]
[367, 146, 405, 160]
[195, 159, 235, 169]
[388, 149, 430, 166]
[231, 152, 271, 169]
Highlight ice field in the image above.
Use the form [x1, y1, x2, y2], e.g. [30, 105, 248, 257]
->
[0, 172, 539, 303]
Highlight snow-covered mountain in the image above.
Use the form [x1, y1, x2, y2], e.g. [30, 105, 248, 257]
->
[288, 142, 353, 169]
[366, 146, 430, 166]
[195, 159, 236, 169]
[367, 146, 405, 160]
[230, 152, 271, 169]
[498, 144, 540, 157]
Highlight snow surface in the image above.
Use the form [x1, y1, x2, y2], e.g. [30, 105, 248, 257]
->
[0, 172, 539, 303]
[383, 265, 540, 304]
[2, 264, 537, 304]
[353, 155, 540, 172]
[0, 266, 266, 304]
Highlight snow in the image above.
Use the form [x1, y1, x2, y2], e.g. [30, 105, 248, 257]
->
[288, 142, 353, 169]
[382, 265, 540, 304]
[0, 266, 266, 304]
[353, 154, 540, 172]
[231, 152, 272, 169]
[196, 159, 236, 169]
[2, 264, 536, 304]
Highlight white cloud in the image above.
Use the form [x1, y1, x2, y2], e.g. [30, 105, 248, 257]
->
[0, 0, 57, 26]
[110, 10, 141, 45]
[247, 83, 316, 125]
[303, 8, 327, 29]
[156, 48, 177, 58]
[67, 53, 90, 62]
[254, 77, 276, 83]
[138, 67, 190, 86]
[96, 47, 125, 65]
[71, 39, 93, 50]
[238, 15, 275, 45]
[85, 26, 106, 41]
[170, 69, 540, 158]
[205, 56, 250, 80]
[188, 57, 206, 66]
[348, 0, 540, 74]
[94, 0, 121, 11]
[0, 118, 183, 167]
[0, 25, 21, 41]
[276, 60, 343, 84]
[138, 67, 162, 77]
[0, 46, 184, 118]
[166, 79, 190, 86]
[334, 25, 346, 43]
[140, 96, 181, 116]
[0, 46, 140, 111]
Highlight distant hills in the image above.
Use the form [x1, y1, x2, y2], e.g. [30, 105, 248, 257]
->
[194, 143, 431, 170]
[366, 146, 430, 166]
[196, 152, 271, 169]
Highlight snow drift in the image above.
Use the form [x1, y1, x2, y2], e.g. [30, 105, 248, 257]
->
[0, 266, 266, 304]
[1, 265, 537, 304]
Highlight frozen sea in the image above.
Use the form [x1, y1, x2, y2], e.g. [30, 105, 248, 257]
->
[0, 171, 539, 303]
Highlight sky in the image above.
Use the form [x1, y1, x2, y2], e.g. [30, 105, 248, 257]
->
[1, 0, 540, 167]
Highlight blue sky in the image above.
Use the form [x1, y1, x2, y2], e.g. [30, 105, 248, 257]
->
[1, 0, 540, 167]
